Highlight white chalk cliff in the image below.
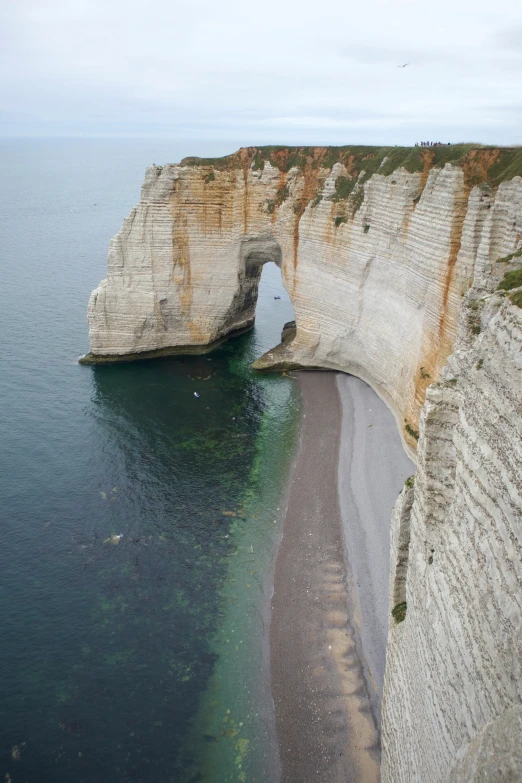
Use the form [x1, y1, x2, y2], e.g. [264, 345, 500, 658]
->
[85, 146, 522, 780]
[382, 203, 522, 782]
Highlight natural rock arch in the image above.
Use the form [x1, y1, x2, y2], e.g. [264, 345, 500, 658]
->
[83, 150, 521, 458]
[220, 233, 286, 337]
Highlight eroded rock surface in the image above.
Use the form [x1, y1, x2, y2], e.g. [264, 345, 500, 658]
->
[86, 145, 522, 451]
[382, 271, 522, 782]
[450, 705, 522, 782]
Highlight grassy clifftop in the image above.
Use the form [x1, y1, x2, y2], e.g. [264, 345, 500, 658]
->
[181, 144, 522, 188]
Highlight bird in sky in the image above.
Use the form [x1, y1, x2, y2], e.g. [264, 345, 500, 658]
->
[398, 63, 410, 68]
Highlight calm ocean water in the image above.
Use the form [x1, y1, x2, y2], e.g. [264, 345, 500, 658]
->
[0, 139, 299, 783]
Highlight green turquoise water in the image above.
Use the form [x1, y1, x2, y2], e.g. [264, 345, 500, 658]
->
[0, 139, 299, 783]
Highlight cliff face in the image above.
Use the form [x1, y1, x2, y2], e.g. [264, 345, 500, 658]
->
[382, 262, 522, 782]
[85, 145, 521, 451]
[85, 146, 522, 780]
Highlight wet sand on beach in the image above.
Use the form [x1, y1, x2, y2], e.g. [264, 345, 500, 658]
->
[270, 371, 413, 783]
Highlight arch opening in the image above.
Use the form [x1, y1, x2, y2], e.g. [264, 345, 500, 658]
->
[254, 261, 295, 358]
[230, 234, 295, 366]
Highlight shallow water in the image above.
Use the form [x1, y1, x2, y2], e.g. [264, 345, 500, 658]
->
[0, 139, 299, 783]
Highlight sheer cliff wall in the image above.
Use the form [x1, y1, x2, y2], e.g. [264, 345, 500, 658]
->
[85, 146, 522, 779]
[382, 239, 522, 782]
[85, 145, 522, 450]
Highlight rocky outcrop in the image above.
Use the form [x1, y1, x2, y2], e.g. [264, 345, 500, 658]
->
[84, 145, 522, 452]
[84, 145, 522, 779]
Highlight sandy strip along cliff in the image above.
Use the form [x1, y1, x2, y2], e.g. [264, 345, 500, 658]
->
[84, 145, 522, 781]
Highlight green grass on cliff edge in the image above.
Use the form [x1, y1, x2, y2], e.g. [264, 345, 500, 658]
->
[180, 144, 522, 186]
[509, 290, 522, 307]
[497, 267, 522, 292]
[392, 601, 407, 624]
[497, 267, 522, 308]
[496, 247, 522, 265]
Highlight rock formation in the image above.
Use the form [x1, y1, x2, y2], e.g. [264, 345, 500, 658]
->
[382, 241, 522, 782]
[84, 145, 522, 781]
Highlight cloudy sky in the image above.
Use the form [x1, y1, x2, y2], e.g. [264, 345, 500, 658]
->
[2, 0, 522, 145]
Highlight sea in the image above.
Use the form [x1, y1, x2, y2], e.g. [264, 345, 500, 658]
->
[0, 138, 300, 783]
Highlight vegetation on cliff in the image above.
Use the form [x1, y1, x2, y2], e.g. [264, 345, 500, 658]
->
[392, 601, 407, 624]
[497, 268, 522, 292]
[496, 247, 522, 265]
[497, 267, 522, 308]
[181, 144, 522, 190]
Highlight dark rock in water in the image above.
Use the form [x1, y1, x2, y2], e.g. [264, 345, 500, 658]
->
[281, 321, 296, 344]
[252, 321, 301, 373]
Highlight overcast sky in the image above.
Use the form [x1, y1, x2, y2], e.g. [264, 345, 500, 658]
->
[2, 0, 522, 146]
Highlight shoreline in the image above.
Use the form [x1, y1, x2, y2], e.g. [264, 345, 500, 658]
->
[78, 322, 255, 364]
[336, 374, 414, 711]
[270, 371, 413, 782]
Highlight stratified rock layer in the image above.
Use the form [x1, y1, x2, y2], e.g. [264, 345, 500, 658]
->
[85, 146, 522, 780]
[450, 705, 522, 782]
[382, 273, 522, 782]
[86, 146, 521, 451]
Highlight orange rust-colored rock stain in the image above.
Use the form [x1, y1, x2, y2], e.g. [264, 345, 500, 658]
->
[425, 150, 499, 388]
[406, 149, 502, 428]
[169, 178, 200, 342]
[412, 183, 471, 417]
[169, 207, 192, 312]
[402, 149, 502, 429]
[276, 169, 288, 215]
[239, 148, 254, 235]
[290, 150, 333, 287]
[399, 152, 436, 249]
[461, 149, 500, 189]
[420, 149, 435, 187]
